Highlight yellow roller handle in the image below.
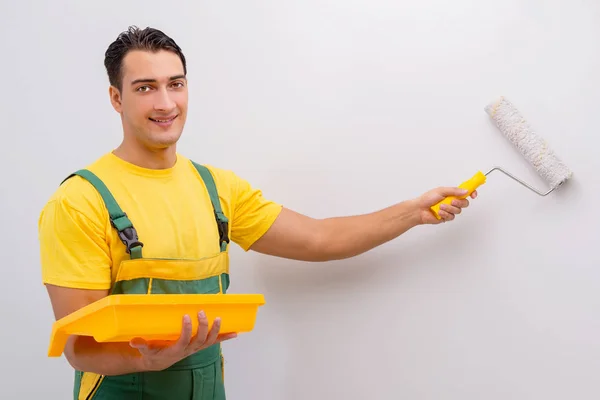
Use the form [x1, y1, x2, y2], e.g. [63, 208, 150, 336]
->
[430, 171, 487, 220]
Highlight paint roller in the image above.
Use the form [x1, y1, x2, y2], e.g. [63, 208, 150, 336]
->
[430, 96, 573, 219]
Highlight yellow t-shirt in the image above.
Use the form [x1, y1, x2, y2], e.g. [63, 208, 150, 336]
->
[38, 152, 282, 290]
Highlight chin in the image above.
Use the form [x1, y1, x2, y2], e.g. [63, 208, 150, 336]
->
[151, 127, 183, 145]
[153, 135, 181, 148]
[136, 133, 179, 151]
[131, 121, 184, 149]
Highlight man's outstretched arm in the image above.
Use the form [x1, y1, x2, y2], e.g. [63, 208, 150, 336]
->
[249, 186, 477, 262]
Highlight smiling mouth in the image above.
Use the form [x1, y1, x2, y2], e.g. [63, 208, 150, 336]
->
[149, 115, 178, 123]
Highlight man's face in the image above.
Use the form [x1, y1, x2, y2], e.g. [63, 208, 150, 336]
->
[110, 49, 188, 150]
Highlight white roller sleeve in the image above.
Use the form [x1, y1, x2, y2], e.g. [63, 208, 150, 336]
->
[484, 96, 573, 189]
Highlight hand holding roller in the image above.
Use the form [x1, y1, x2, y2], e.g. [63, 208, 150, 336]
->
[430, 171, 487, 220]
[430, 96, 572, 221]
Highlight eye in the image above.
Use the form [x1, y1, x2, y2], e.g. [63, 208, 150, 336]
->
[136, 85, 152, 92]
[171, 81, 185, 88]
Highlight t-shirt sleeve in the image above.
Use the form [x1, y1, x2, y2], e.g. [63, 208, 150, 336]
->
[229, 172, 283, 251]
[38, 181, 113, 290]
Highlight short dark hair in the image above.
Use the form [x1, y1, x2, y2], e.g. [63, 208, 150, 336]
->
[104, 25, 187, 90]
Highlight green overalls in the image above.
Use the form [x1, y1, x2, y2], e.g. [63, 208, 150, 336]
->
[63, 161, 231, 400]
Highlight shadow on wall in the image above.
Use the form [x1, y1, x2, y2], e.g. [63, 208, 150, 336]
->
[251, 160, 501, 296]
[239, 156, 585, 398]
[252, 218, 488, 296]
[248, 217, 494, 399]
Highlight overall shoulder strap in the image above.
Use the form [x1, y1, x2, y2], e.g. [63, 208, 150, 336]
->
[62, 170, 144, 259]
[190, 161, 230, 252]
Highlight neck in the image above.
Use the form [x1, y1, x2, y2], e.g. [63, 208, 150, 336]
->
[112, 140, 177, 170]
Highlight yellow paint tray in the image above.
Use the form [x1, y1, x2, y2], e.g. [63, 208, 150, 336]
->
[47, 293, 265, 357]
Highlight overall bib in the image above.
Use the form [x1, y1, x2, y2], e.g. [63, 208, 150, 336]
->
[64, 161, 231, 400]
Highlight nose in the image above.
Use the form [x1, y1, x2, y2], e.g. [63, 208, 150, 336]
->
[153, 87, 176, 112]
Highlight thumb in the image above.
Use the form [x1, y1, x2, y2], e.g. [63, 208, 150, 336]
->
[129, 337, 148, 350]
[420, 187, 469, 207]
[436, 187, 468, 198]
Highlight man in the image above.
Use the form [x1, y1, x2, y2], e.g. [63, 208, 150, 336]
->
[38, 26, 477, 399]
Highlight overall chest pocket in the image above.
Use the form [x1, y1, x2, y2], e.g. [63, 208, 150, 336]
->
[112, 254, 230, 295]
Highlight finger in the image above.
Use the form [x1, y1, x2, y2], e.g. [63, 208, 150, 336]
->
[189, 311, 210, 349]
[170, 314, 193, 353]
[450, 198, 469, 208]
[437, 210, 455, 221]
[204, 317, 222, 346]
[440, 203, 461, 215]
[470, 190, 478, 199]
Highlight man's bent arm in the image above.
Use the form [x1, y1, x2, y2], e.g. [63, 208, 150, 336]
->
[46, 284, 146, 376]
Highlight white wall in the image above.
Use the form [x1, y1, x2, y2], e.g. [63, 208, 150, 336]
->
[1, 0, 599, 398]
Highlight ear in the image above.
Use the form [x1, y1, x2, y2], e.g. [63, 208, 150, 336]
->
[109, 86, 123, 113]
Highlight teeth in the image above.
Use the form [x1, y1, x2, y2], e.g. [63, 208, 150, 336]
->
[152, 117, 174, 123]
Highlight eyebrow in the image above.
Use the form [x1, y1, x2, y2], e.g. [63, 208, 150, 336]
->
[130, 74, 186, 85]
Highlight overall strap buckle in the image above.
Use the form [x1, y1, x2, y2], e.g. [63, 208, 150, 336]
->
[215, 211, 230, 251]
[62, 169, 144, 259]
[111, 213, 144, 255]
